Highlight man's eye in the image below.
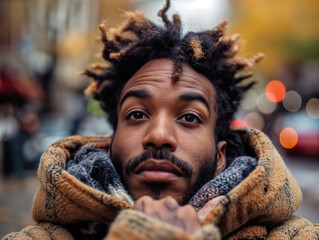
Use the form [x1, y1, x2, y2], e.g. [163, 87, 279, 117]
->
[179, 114, 202, 123]
[126, 111, 148, 120]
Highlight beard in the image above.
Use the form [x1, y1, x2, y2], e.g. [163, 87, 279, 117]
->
[181, 154, 217, 204]
[110, 143, 217, 205]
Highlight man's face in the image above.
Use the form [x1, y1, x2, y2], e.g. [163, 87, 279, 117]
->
[110, 59, 226, 204]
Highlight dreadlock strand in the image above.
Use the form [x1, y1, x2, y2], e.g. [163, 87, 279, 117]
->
[98, 27, 123, 60]
[245, 80, 257, 90]
[83, 69, 109, 82]
[206, 20, 229, 41]
[107, 27, 136, 43]
[84, 81, 100, 97]
[227, 57, 252, 72]
[216, 32, 240, 58]
[89, 63, 110, 71]
[217, 20, 229, 36]
[100, 13, 150, 60]
[109, 51, 125, 60]
[109, 42, 138, 60]
[239, 53, 264, 69]
[123, 11, 156, 37]
[172, 61, 183, 82]
[189, 37, 204, 60]
[173, 14, 181, 30]
[124, 11, 153, 31]
[223, 33, 241, 58]
[158, 0, 172, 27]
[99, 24, 108, 44]
[234, 72, 254, 83]
[251, 53, 265, 64]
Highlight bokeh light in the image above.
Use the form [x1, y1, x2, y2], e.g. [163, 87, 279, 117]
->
[306, 98, 319, 119]
[279, 127, 298, 149]
[265, 80, 286, 103]
[241, 89, 258, 110]
[257, 92, 277, 114]
[231, 119, 249, 127]
[243, 112, 265, 130]
[283, 91, 302, 112]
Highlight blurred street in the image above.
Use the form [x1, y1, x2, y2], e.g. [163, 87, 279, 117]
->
[285, 156, 319, 223]
[0, 172, 38, 237]
[1, 154, 318, 238]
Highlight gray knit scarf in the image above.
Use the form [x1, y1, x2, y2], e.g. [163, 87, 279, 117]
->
[66, 145, 257, 210]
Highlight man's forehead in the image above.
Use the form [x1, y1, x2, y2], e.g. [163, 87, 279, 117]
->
[120, 59, 216, 104]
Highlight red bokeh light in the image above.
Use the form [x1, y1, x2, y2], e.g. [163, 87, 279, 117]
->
[231, 119, 249, 127]
[265, 80, 286, 103]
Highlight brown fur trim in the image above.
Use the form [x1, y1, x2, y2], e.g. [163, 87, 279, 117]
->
[32, 135, 132, 225]
[268, 215, 319, 240]
[201, 128, 302, 238]
[225, 225, 267, 240]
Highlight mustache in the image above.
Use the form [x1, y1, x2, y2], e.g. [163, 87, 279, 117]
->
[124, 149, 193, 177]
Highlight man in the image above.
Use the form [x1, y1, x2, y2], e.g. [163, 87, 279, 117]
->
[3, 0, 318, 239]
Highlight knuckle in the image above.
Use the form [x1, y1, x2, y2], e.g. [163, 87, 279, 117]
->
[162, 195, 177, 203]
[178, 204, 196, 215]
[162, 196, 179, 209]
[136, 195, 153, 203]
[134, 195, 153, 210]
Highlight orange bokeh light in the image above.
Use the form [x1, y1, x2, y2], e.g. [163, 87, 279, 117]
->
[231, 119, 249, 127]
[265, 80, 286, 103]
[279, 127, 298, 149]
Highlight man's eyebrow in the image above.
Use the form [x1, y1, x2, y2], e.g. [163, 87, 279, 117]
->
[119, 90, 151, 108]
[179, 93, 211, 114]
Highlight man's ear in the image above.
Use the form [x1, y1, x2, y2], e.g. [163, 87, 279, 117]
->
[215, 141, 227, 176]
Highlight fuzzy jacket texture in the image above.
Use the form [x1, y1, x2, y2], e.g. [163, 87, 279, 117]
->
[2, 128, 319, 240]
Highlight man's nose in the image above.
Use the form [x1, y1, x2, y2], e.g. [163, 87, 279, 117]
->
[142, 114, 177, 151]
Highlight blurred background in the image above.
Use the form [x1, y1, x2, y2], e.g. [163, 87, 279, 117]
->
[0, 0, 318, 236]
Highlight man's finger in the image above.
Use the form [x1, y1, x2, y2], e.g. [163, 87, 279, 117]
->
[133, 195, 153, 212]
[197, 195, 224, 222]
[132, 196, 201, 234]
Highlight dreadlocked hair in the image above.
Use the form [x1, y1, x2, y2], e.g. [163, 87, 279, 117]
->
[83, 0, 263, 141]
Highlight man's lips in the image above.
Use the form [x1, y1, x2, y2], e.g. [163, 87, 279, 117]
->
[133, 159, 183, 181]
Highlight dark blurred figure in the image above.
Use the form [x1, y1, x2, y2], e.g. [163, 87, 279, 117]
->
[0, 65, 44, 178]
[0, 66, 44, 106]
[2, 107, 41, 178]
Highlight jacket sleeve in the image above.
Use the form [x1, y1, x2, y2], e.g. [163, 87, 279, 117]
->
[105, 209, 221, 240]
[267, 215, 319, 240]
[1, 222, 74, 240]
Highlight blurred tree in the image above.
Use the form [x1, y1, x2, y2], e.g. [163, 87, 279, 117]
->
[228, 0, 319, 75]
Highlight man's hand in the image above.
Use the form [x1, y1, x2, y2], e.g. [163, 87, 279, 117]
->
[197, 195, 224, 222]
[133, 196, 201, 235]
